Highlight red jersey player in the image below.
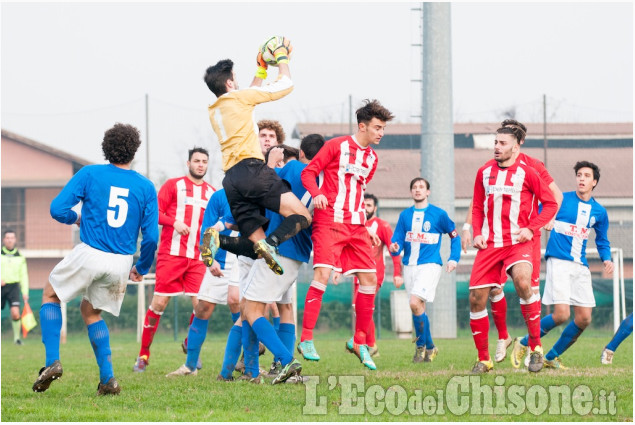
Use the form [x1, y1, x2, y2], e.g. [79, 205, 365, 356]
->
[133, 147, 215, 372]
[469, 126, 558, 374]
[298, 99, 394, 371]
[461, 119, 562, 364]
[349, 193, 403, 357]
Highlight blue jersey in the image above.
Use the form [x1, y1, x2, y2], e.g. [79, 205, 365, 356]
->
[266, 160, 313, 263]
[390, 204, 461, 266]
[50, 164, 159, 275]
[545, 191, 611, 267]
[199, 188, 238, 269]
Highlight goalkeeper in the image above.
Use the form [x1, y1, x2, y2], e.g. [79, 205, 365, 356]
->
[202, 37, 311, 276]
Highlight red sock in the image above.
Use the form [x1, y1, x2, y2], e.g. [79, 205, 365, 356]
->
[140, 308, 162, 358]
[366, 316, 376, 347]
[520, 295, 542, 350]
[354, 285, 376, 345]
[470, 309, 490, 361]
[490, 292, 509, 340]
[300, 281, 326, 342]
[183, 311, 195, 348]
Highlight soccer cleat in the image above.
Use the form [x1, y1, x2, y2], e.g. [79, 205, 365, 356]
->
[259, 342, 266, 356]
[544, 357, 568, 370]
[166, 364, 198, 377]
[272, 358, 302, 385]
[32, 360, 63, 392]
[96, 377, 121, 396]
[253, 240, 284, 275]
[601, 347, 614, 365]
[200, 227, 220, 267]
[216, 373, 234, 382]
[237, 373, 265, 384]
[133, 355, 149, 372]
[345, 337, 354, 353]
[235, 353, 245, 373]
[524, 350, 530, 368]
[266, 361, 282, 378]
[297, 340, 320, 361]
[510, 337, 528, 369]
[15, 339, 23, 346]
[350, 343, 376, 370]
[471, 359, 494, 374]
[495, 336, 513, 363]
[424, 346, 439, 363]
[412, 346, 426, 363]
[368, 344, 380, 358]
[284, 374, 309, 384]
[528, 345, 544, 373]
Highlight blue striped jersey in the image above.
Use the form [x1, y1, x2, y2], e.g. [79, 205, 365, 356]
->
[50, 164, 159, 275]
[199, 188, 238, 269]
[545, 191, 611, 267]
[390, 204, 461, 266]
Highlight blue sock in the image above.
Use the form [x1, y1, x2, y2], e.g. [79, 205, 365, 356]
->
[277, 323, 296, 354]
[272, 316, 281, 332]
[231, 311, 240, 324]
[520, 314, 557, 347]
[40, 303, 62, 367]
[412, 313, 425, 347]
[252, 317, 293, 366]
[241, 320, 259, 377]
[547, 321, 584, 361]
[607, 313, 633, 352]
[220, 325, 242, 379]
[87, 320, 114, 385]
[185, 317, 208, 371]
[423, 313, 434, 349]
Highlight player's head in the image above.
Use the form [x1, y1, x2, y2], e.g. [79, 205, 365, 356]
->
[364, 193, 379, 220]
[410, 177, 430, 203]
[187, 147, 209, 180]
[574, 160, 600, 192]
[204, 59, 236, 97]
[2, 230, 16, 250]
[501, 119, 527, 144]
[299, 134, 325, 162]
[264, 144, 299, 167]
[102, 123, 141, 165]
[494, 126, 522, 165]
[258, 120, 285, 155]
[355, 99, 394, 145]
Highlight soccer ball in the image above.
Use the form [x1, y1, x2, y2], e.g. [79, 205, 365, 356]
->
[259, 35, 289, 67]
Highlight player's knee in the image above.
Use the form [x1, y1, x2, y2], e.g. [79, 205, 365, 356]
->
[313, 268, 331, 284]
[195, 301, 215, 319]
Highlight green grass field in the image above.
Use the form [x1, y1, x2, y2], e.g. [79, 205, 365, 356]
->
[1, 327, 632, 422]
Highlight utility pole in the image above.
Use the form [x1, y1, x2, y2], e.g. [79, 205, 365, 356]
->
[420, 2, 456, 338]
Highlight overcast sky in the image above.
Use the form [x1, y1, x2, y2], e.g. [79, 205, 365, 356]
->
[1, 2, 632, 187]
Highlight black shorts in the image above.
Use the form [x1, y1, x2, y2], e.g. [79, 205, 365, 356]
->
[1, 283, 21, 309]
[223, 158, 291, 238]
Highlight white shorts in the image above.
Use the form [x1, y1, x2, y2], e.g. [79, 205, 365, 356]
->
[197, 268, 231, 305]
[242, 255, 300, 304]
[403, 263, 442, 303]
[542, 257, 595, 307]
[49, 243, 133, 316]
[231, 256, 255, 300]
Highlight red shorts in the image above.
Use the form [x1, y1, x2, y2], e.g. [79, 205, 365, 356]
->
[312, 220, 375, 275]
[470, 242, 533, 289]
[155, 253, 206, 296]
[498, 232, 542, 288]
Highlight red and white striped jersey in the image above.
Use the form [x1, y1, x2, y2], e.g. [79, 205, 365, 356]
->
[301, 135, 377, 225]
[158, 176, 215, 259]
[472, 157, 557, 248]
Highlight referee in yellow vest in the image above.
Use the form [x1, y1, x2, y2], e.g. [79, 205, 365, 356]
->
[1, 230, 29, 344]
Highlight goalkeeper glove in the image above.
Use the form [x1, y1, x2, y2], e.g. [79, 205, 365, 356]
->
[255, 51, 268, 79]
[272, 37, 292, 65]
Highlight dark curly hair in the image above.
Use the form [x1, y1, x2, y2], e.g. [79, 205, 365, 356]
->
[258, 119, 286, 144]
[102, 123, 141, 165]
[204, 59, 234, 97]
[356, 99, 395, 125]
[501, 119, 527, 143]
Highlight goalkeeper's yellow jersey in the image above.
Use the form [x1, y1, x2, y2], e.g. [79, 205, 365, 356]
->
[208, 75, 294, 172]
